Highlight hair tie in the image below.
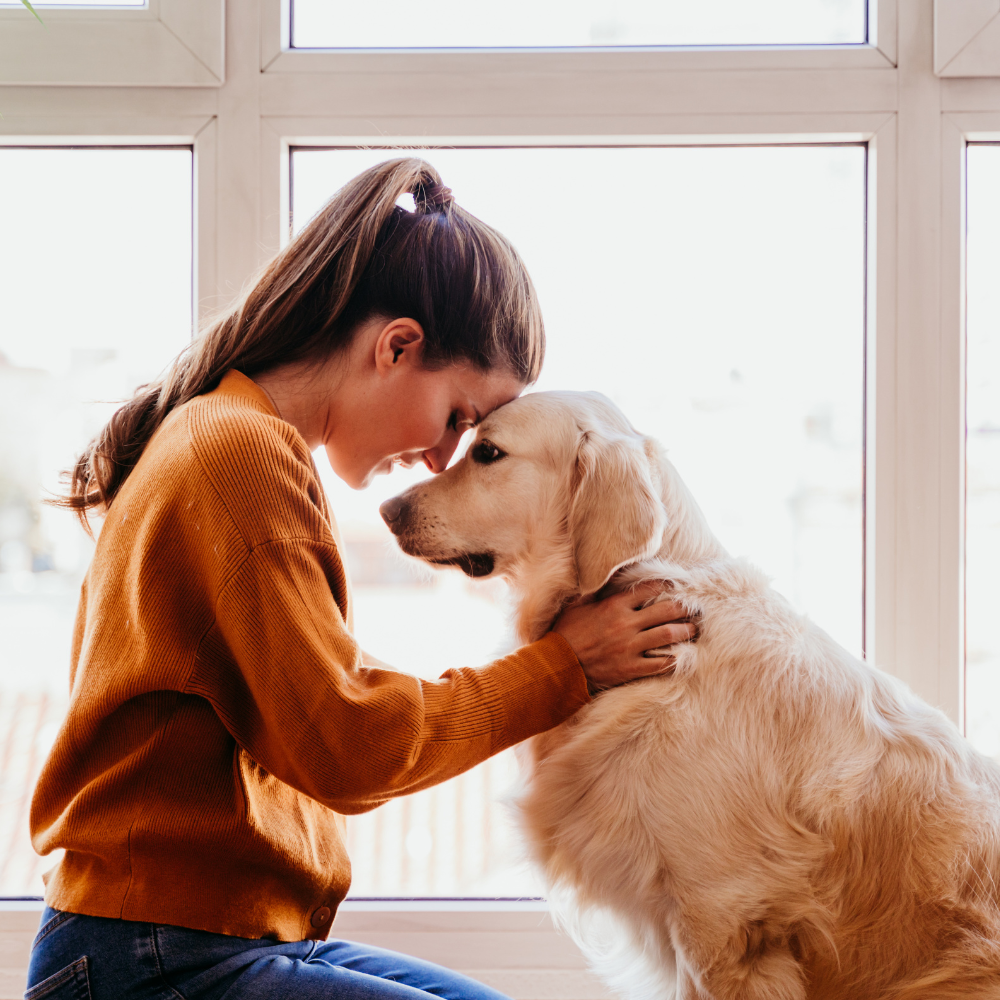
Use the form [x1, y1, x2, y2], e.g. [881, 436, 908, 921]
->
[417, 182, 454, 213]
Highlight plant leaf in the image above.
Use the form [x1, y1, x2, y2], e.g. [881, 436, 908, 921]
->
[21, 0, 45, 25]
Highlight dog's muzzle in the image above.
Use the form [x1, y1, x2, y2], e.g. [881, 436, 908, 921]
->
[379, 496, 411, 536]
[379, 497, 494, 578]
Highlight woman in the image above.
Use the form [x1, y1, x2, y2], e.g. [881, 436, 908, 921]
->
[25, 159, 694, 1000]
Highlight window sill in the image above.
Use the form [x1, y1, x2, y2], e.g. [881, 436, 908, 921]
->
[0, 899, 608, 1000]
[262, 43, 897, 76]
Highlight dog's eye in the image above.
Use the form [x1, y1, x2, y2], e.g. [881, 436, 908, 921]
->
[471, 440, 506, 465]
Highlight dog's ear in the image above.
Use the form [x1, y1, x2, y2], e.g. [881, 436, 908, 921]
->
[569, 432, 667, 595]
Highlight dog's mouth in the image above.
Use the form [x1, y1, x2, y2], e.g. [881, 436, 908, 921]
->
[429, 552, 495, 578]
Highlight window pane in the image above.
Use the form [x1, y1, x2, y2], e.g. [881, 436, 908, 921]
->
[966, 145, 1000, 758]
[292, 145, 866, 895]
[0, 147, 192, 895]
[292, 0, 866, 48]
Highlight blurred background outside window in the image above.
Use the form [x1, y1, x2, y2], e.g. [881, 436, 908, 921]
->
[291, 0, 866, 48]
[0, 147, 192, 895]
[0, 143, 865, 898]
[965, 144, 1000, 758]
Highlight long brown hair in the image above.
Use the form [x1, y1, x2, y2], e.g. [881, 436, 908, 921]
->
[56, 157, 544, 527]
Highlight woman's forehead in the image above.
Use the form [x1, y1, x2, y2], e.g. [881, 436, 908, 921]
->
[452, 365, 524, 412]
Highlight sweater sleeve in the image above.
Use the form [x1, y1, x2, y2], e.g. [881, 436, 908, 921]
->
[187, 534, 589, 814]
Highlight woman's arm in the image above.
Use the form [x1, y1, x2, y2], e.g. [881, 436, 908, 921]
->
[190, 534, 589, 815]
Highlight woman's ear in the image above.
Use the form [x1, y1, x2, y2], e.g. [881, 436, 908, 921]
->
[569, 431, 667, 595]
[373, 318, 425, 374]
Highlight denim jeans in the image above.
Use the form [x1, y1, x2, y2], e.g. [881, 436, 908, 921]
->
[26, 907, 513, 1000]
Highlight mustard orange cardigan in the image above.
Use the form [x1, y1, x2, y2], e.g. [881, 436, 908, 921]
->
[30, 371, 588, 942]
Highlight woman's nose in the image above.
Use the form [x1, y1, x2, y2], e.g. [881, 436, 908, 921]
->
[422, 439, 460, 474]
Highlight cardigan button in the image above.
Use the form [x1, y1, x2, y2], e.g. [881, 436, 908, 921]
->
[311, 906, 331, 928]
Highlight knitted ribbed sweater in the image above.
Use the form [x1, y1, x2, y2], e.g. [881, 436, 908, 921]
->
[30, 371, 588, 942]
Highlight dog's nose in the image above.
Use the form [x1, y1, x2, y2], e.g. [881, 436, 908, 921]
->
[379, 496, 407, 534]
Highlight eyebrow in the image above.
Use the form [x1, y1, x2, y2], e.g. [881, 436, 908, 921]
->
[452, 408, 483, 431]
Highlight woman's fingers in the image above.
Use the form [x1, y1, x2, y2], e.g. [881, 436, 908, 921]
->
[634, 597, 690, 630]
[611, 582, 689, 628]
[552, 579, 698, 693]
[593, 654, 677, 691]
[620, 580, 673, 609]
[633, 620, 696, 654]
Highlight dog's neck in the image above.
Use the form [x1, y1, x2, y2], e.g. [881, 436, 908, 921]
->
[510, 441, 725, 644]
[648, 442, 725, 569]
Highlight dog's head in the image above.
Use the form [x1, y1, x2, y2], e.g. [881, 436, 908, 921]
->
[379, 392, 668, 612]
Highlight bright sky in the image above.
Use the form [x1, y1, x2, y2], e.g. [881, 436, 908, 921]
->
[292, 0, 865, 47]
[0, 148, 192, 682]
[0, 148, 191, 380]
[964, 145, 1000, 757]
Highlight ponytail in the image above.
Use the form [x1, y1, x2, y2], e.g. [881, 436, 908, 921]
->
[55, 157, 544, 528]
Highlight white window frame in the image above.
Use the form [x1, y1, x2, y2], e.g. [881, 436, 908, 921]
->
[261, 0, 897, 69]
[0, 0, 225, 86]
[4, 0, 1000, 987]
[935, 0, 1000, 77]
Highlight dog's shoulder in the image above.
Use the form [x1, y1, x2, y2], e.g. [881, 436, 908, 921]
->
[614, 555, 769, 601]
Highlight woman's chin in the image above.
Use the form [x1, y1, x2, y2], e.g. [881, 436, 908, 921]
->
[348, 458, 394, 491]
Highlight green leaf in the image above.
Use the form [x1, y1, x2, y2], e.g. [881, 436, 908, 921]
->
[21, 0, 45, 25]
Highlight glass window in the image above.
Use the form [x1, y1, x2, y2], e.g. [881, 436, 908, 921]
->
[965, 144, 1000, 758]
[291, 0, 867, 49]
[0, 147, 192, 895]
[292, 144, 866, 894]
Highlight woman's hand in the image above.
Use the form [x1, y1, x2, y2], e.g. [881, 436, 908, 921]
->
[553, 581, 696, 692]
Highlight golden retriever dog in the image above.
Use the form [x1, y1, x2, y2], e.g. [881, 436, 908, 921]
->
[379, 390, 1000, 1000]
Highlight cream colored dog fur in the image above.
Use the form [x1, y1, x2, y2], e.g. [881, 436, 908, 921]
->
[381, 390, 1000, 1000]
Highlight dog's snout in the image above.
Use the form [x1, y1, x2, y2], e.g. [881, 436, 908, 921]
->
[379, 496, 409, 535]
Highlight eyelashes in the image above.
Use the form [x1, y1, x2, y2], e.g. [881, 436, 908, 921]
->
[448, 411, 477, 434]
[470, 440, 506, 465]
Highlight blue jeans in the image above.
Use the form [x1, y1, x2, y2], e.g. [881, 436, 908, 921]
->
[26, 907, 513, 1000]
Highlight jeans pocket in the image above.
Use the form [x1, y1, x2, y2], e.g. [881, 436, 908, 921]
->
[32, 910, 75, 950]
[24, 956, 91, 1000]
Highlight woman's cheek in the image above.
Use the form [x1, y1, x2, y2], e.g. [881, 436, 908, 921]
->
[403, 410, 446, 453]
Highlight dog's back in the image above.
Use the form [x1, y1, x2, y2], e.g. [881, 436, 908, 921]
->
[521, 556, 1000, 999]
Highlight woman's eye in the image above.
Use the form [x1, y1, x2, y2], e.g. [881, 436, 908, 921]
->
[449, 411, 476, 434]
[471, 440, 506, 465]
